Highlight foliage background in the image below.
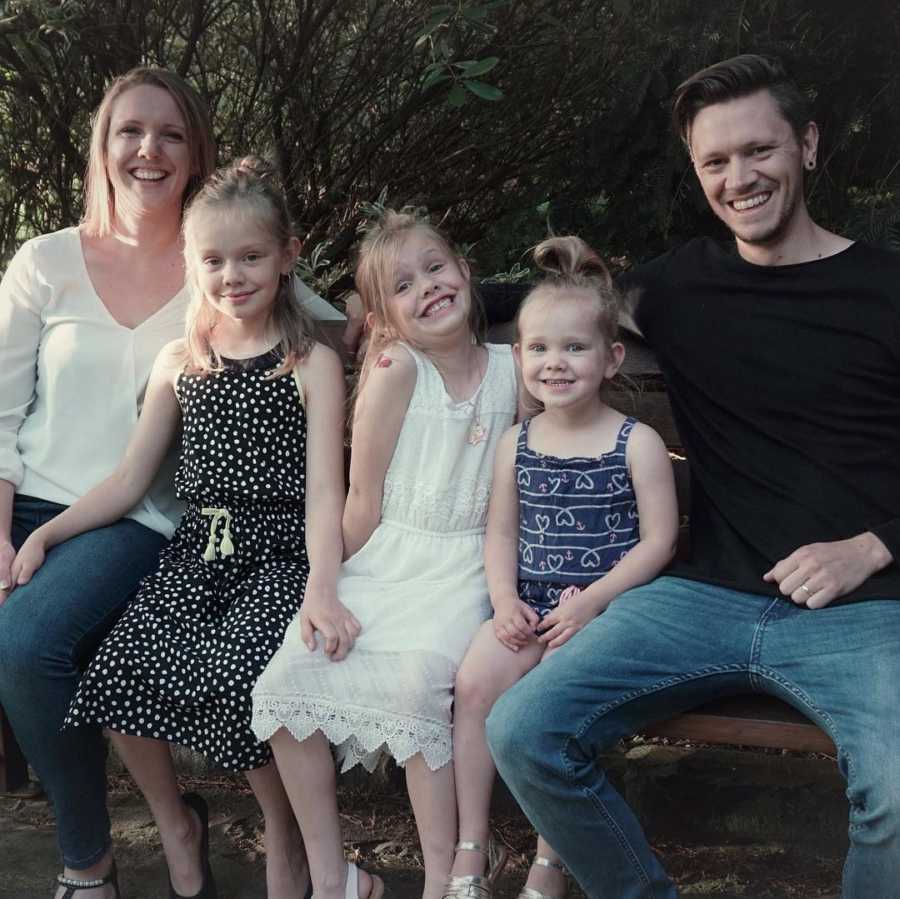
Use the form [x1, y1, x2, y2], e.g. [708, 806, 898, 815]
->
[0, 0, 898, 292]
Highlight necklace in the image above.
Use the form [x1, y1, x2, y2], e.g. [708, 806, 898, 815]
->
[466, 350, 489, 446]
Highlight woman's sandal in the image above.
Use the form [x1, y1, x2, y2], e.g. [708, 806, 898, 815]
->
[516, 856, 568, 899]
[169, 792, 218, 899]
[56, 861, 120, 899]
[345, 861, 385, 899]
[441, 837, 509, 899]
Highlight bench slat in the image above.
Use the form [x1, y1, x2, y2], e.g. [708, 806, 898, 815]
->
[644, 696, 835, 755]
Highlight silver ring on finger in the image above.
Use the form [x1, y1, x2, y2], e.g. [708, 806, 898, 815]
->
[800, 582, 812, 596]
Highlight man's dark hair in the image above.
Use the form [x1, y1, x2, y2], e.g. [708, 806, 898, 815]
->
[672, 54, 812, 145]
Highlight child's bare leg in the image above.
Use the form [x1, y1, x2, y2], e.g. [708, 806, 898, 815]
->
[245, 760, 310, 899]
[522, 835, 566, 896]
[108, 731, 203, 896]
[450, 622, 543, 879]
[405, 752, 457, 899]
[521, 639, 569, 896]
[269, 727, 377, 899]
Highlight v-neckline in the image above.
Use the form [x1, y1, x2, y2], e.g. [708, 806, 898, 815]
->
[75, 228, 186, 332]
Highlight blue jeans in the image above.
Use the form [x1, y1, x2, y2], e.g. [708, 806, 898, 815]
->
[486, 576, 900, 899]
[0, 495, 165, 869]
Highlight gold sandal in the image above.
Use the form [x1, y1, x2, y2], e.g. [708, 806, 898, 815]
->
[441, 838, 509, 899]
[516, 856, 568, 899]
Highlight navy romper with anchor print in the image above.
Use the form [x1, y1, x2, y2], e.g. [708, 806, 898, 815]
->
[64, 349, 309, 771]
[516, 416, 640, 618]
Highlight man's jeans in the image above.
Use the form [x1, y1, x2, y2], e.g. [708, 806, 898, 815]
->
[0, 495, 165, 869]
[487, 576, 900, 899]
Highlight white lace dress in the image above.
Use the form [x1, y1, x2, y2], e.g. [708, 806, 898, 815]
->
[252, 343, 517, 771]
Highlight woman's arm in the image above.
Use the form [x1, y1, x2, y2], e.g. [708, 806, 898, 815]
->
[485, 425, 540, 650]
[0, 241, 45, 601]
[0, 480, 14, 601]
[295, 343, 360, 659]
[538, 422, 678, 648]
[342, 345, 416, 558]
[9, 343, 183, 587]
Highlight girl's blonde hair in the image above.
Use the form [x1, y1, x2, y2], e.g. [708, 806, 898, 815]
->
[82, 67, 216, 237]
[355, 208, 485, 389]
[517, 235, 620, 348]
[181, 156, 314, 377]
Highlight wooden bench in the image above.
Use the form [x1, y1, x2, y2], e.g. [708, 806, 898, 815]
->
[0, 333, 835, 796]
[0, 705, 28, 793]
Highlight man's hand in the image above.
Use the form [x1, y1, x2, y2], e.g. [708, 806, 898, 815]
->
[299, 585, 361, 660]
[493, 597, 540, 652]
[0, 539, 15, 606]
[763, 532, 892, 609]
[341, 292, 368, 363]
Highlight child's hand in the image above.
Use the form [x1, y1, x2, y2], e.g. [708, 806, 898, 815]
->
[493, 598, 540, 652]
[299, 586, 362, 661]
[9, 532, 47, 590]
[537, 593, 596, 650]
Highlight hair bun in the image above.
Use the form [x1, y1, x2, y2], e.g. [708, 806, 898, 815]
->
[532, 236, 611, 288]
[233, 155, 274, 180]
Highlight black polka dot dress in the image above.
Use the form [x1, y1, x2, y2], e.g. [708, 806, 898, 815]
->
[64, 350, 309, 771]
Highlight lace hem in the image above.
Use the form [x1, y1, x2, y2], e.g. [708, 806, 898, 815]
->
[252, 695, 452, 773]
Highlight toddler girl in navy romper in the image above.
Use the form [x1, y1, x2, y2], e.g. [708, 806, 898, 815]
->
[12, 158, 345, 898]
[444, 236, 679, 899]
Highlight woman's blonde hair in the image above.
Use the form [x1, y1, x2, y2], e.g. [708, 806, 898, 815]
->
[181, 157, 314, 377]
[82, 67, 216, 237]
[517, 235, 620, 348]
[355, 208, 485, 390]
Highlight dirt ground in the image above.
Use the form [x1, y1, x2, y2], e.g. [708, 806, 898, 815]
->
[1, 774, 841, 898]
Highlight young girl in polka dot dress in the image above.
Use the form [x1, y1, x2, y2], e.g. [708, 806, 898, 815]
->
[251, 210, 518, 899]
[11, 158, 347, 899]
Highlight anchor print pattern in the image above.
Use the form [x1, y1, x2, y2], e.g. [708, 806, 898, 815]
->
[515, 416, 640, 617]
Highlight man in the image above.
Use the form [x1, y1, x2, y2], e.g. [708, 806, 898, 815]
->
[486, 55, 900, 899]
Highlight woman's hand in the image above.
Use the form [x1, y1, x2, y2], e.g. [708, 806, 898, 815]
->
[299, 583, 361, 661]
[0, 539, 15, 605]
[492, 597, 540, 652]
[8, 531, 47, 592]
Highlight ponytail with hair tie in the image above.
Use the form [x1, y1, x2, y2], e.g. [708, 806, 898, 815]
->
[517, 234, 621, 350]
[532, 235, 612, 289]
[234, 155, 275, 181]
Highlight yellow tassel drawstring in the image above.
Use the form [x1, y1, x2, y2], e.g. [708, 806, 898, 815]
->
[200, 508, 235, 562]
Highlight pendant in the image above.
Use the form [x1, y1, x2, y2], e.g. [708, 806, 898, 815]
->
[467, 419, 488, 446]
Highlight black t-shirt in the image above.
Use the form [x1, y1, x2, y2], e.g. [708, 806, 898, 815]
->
[622, 238, 900, 602]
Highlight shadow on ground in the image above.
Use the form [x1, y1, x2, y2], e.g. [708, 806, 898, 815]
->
[0, 774, 841, 898]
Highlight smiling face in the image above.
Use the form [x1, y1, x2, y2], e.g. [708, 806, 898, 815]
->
[689, 89, 818, 257]
[514, 288, 624, 412]
[190, 205, 299, 326]
[386, 227, 472, 346]
[105, 84, 193, 220]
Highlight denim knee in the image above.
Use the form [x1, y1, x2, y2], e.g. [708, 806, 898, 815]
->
[849, 766, 900, 849]
[486, 683, 550, 781]
[0, 600, 43, 683]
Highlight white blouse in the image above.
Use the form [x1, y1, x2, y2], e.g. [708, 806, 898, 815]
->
[0, 227, 343, 538]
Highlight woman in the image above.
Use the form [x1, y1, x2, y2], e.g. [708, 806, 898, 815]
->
[0, 69, 314, 899]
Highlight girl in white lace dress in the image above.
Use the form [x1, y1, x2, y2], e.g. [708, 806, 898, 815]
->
[252, 210, 517, 899]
